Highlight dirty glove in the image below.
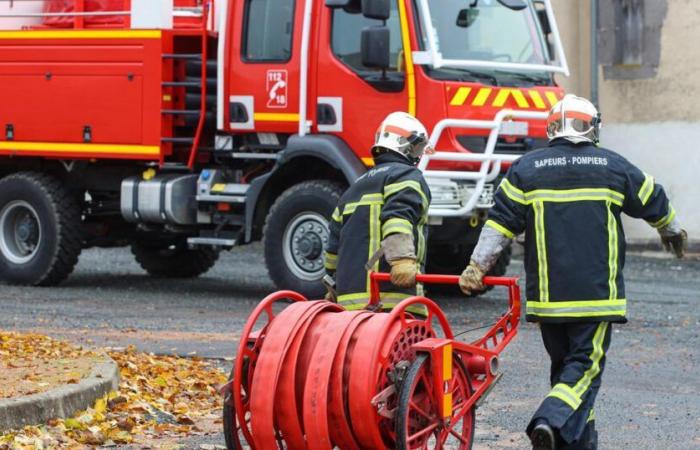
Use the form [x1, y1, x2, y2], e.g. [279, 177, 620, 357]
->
[389, 257, 418, 288]
[459, 261, 485, 296]
[660, 229, 687, 259]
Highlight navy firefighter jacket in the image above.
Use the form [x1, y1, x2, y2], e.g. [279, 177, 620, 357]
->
[324, 152, 431, 311]
[485, 139, 675, 324]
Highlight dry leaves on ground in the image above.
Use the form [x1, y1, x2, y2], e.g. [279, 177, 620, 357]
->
[0, 333, 99, 399]
[0, 336, 228, 450]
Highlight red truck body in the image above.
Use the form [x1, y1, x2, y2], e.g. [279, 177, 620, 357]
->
[0, 0, 565, 294]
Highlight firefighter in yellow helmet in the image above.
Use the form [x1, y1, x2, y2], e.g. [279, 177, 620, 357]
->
[323, 112, 432, 312]
[459, 95, 687, 450]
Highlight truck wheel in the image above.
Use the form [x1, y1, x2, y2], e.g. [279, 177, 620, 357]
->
[0, 172, 82, 286]
[131, 239, 219, 278]
[263, 180, 344, 298]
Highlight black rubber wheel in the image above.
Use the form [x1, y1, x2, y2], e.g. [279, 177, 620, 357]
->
[263, 180, 344, 299]
[223, 369, 244, 450]
[0, 172, 82, 286]
[131, 239, 219, 278]
[395, 354, 475, 449]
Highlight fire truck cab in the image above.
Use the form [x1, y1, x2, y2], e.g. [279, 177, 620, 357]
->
[0, 0, 567, 296]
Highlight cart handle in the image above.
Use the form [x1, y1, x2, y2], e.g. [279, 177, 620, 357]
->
[369, 272, 518, 288]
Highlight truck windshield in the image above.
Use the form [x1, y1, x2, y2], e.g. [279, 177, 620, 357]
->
[422, 0, 552, 84]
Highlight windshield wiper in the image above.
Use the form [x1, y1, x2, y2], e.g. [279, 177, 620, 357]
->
[436, 67, 500, 86]
[494, 70, 550, 85]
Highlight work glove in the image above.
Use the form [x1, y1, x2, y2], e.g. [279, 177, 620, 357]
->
[660, 229, 688, 259]
[459, 261, 485, 296]
[389, 258, 418, 288]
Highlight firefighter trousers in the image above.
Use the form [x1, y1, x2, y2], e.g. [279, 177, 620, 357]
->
[527, 321, 613, 449]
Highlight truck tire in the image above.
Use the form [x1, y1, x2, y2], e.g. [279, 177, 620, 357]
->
[131, 239, 219, 278]
[0, 172, 82, 286]
[263, 180, 344, 298]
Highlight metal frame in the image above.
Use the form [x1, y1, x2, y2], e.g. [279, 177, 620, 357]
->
[418, 109, 548, 217]
[298, 0, 314, 136]
[217, 0, 230, 130]
[412, 0, 569, 76]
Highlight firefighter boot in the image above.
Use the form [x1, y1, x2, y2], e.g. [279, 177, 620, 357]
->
[530, 419, 556, 450]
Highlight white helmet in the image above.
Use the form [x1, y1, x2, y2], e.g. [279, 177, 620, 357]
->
[546, 94, 601, 144]
[372, 112, 433, 164]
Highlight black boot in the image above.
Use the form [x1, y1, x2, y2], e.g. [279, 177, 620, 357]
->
[530, 419, 556, 450]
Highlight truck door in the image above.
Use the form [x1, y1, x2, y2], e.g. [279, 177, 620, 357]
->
[227, 0, 301, 134]
[315, 0, 412, 163]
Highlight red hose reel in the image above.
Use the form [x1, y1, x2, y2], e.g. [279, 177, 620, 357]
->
[222, 273, 521, 449]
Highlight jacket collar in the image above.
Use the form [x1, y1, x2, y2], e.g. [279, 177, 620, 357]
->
[373, 151, 413, 166]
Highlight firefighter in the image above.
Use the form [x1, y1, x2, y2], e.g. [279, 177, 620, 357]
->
[323, 112, 432, 312]
[458, 94, 687, 450]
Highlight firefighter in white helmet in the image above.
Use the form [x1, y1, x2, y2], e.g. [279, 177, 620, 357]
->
[323, 112, 432, 313]
[459, 94, 687, 450]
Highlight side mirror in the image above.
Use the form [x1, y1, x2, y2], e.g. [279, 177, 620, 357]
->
[456, 8, 479, 28]
[362, 0, 390, 21]
[361, 26, 390, 69]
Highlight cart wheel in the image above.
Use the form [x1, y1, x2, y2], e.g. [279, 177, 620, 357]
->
[395, 354, 475, 450]
[223, 369, 244, 450]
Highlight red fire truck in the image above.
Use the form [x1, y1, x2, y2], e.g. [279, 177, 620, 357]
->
[0, 0, 567, 296]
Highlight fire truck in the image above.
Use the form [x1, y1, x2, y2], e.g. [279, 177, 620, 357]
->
[0, 0, 568, 297]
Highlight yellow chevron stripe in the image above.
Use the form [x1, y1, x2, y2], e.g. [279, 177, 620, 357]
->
[492, 89, 530, 108]
[450, 87, 472, 106]
[472, 88, 492, 106]
[545, 91, 560, 107]
[529, 90, 547, 109]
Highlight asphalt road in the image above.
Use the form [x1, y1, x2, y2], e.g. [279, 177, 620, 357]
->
[1, 244, 698, 449]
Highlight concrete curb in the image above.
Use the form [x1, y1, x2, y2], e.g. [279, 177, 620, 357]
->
[0, 354, 119, 432]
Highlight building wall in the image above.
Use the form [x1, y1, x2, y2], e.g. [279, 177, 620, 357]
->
[550, 0, 699, 245]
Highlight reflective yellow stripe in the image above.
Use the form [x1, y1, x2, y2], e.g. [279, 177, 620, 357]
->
[485, 219, 515, 239]
[525, 188, 624, 206]
[0, 30, 161, 39]
[0, 141, 160, 156]
[449, 87, 472, 106]
[472, 88, 492, 106]
[573, 322, 608, 397]
[361, 157, 375, 167]
[547, 383, 582, 410]
[324, 252, 337, 270]
[499, 178, 527, 205]
[382, 218, 413, 237]
[384, 181, 429, 208]
[528, 90, 547, 109]
[649, 205, 676, 229]
[254, 113, 300, 122]
[398, 0, 416, 115]
[588, 409, 596, 422]
[366, 204, 381, 292]
[545, 91, 560, 107]
[638, 173, 655, 205]
[492, 89, 529, 108]
[331, 207, 342, 223]
[533, 201, 549, 302]
[338, 291, 426, 315]
[527, 299, 626, 317]
[607, 201, 619, 300]
[343, 193, 383, 215]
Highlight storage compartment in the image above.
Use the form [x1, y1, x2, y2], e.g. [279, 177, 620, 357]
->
[121, 174, 199, 225]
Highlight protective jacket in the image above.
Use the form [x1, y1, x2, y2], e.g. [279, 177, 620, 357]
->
[487, 139, 676, 323]
[324, 152, 431, 311]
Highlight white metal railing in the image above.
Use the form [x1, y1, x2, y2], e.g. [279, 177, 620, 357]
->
[419, 109, 548, 217]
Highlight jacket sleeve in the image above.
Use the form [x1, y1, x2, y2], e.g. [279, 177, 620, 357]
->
[380, 168, 430, 240]
[324, 206, 342, 274]
[486, 161, 528, 238]
[621, 160, 676, 229]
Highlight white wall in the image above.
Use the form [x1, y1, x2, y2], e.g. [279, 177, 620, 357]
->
[601, 123, 700, 243]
